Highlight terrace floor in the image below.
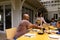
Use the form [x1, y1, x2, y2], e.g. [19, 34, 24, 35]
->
[0, 33, 6, 40]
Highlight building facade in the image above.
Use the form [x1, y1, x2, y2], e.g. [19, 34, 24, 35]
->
[40, 0, 60, 20]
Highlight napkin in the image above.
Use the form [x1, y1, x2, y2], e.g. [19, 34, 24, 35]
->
[32, 29, 40, 32]
[24, 33, 35, 38]
[49, 34, 60, 39]
[49, 30, 58, 33]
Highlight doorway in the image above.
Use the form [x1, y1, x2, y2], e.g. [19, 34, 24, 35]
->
[0, 5, 12, 32]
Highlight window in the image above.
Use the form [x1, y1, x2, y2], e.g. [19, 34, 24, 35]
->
[51, 4, 57, 6]
[51, 1, 53, 3]
[0, 14, 1, 21]
[54, 1, 59, 3]
[54, 14, 58, 19]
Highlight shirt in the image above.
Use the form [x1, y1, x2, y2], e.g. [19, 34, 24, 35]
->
[36, 17, 46, 25]
[51, 22, 56, 26]
[14, 20, 31, 38]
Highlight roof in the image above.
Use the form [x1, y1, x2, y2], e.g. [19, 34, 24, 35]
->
[25, 0, 44, 9]
[25, 0, 48, 13]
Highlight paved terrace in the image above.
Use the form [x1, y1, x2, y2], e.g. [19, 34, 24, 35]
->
[0, 33, 6, 40]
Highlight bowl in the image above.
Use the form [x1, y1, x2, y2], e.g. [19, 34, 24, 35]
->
[38, 32, 44, 35]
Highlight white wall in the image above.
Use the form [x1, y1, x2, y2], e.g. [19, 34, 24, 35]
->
[48, 11, 60, 20]
[47, 6, 58, 11]
[43, 0, 60, 20]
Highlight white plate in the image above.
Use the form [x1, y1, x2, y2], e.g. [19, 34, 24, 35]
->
[32, 29, 40, 32]
[24, 33, 35, 37]
[50, 30, 58, 32]
[58, 38, 60, 40]
[49, 34, 60, 39]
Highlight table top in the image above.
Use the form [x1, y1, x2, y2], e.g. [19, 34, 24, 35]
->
[17, 28, 60, 40]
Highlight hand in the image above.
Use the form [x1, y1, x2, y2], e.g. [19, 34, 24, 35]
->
[38, 26, 44, 28]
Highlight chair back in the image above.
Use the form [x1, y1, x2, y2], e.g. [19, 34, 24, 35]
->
[6, 27, 17, 39]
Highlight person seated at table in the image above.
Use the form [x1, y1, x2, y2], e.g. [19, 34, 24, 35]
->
[56, 20, 60, 28]
[50, 18, 56, 27]
[35, 13, 47, 28]
[56, 21, 60, 34]
[52, 21, 60, 34]
[14, 13, 41, 40]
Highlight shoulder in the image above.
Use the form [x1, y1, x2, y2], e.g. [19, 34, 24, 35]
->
[22, 20, 30, 23]
[20, 20, 28, 23]
[41, 17, 44, 18]
[41, 17, 44, 19]
[37, 17, 40, 19]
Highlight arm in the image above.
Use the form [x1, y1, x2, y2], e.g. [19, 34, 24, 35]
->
[26, 21, 41, 29]
[41, 17, 47, 24]
[28, 24, 41, 29]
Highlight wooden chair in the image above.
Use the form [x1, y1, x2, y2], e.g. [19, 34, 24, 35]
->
[6, 27, 17, 40]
